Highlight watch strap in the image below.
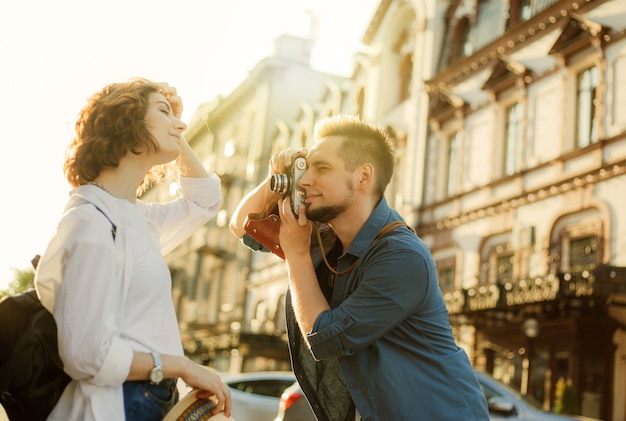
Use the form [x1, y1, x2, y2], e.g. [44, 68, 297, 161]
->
[149, 351, 164, 384]
[150, 351, 163, 369]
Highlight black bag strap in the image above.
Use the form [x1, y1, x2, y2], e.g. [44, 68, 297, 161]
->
[31, 203, 116, 271]
[0, 202, 117, 419]
[92, 204, 117, 241]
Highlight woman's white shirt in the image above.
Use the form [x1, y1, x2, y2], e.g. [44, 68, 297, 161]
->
[35, 174, 221, 421]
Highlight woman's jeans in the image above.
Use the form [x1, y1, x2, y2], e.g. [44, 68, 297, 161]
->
[123, 378, 178, 421]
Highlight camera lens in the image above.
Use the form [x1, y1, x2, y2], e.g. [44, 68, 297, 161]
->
[270, 174, 290, 195]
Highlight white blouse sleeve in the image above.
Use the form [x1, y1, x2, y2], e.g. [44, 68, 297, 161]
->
[139, 174, 222, 255]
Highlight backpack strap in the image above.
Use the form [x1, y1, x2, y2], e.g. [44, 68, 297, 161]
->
[0, 204, 116, 415]
[30, 203, 117, 271]
[92, 204, 117, 241]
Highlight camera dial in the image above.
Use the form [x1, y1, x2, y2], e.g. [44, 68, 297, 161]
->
[270, 157, 307, 214]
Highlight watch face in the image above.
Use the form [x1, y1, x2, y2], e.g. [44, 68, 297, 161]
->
[150, 367, 164, 384]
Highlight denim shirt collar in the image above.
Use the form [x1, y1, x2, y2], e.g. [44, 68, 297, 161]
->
[345, 196, 393, 258]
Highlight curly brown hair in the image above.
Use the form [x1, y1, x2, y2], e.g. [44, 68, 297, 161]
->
[64, 78, 172, 191]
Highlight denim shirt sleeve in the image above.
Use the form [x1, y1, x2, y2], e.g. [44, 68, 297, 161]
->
[306, 241, 433, 360]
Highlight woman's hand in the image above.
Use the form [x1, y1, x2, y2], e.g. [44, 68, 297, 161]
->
[181, 362, 232, 417]
[157, 83, 184, 118]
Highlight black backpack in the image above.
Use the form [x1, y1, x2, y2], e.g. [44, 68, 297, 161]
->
[0, 204, 117, 421]
[0, 287, 71, 421]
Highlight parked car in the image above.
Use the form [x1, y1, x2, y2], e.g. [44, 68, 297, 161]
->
[474, 370, 581, 421]
[221, 371, 295, 421]
[274, 380, 316, 421]
[274, 370, 582, 421]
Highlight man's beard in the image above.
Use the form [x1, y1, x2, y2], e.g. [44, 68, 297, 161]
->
[305, 179, 354, 223]
[305, 203, 348, 223]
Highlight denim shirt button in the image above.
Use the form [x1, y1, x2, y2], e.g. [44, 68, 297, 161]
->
[349, 383, 357, 389]
[342, 318, 349, 325]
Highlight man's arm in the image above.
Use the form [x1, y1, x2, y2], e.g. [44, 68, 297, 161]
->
[285, 251, 330, 334]
[228, 177, 278, 238]
[277, 197, 330, 334]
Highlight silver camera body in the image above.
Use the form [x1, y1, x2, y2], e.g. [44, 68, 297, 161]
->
[270, 157, 307, 215]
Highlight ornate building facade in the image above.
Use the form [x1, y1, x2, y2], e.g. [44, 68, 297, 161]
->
[148, 0, 626, 419]
[420, 0, 626, 419]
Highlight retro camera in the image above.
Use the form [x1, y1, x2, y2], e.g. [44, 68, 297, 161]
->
[270, 157, 307, 215]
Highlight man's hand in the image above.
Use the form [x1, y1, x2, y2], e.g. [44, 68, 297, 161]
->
[278, 196, 330, 334]
[278, 196, 312, 259]
[270, 148, 307, 175]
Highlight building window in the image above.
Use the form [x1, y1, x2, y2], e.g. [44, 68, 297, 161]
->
[613, 57, 626, 125]
[446, 131, 461, 196]
[464, 118, 492, 188]
[569, 235, 598, 271]
[519, 0, 531, 21]
[393, 27, 414, 105]
[356, 88, 365, 118]
[274, 294, 287, 333]
[399, 54, 413, 102]
[438, 267, 455, 292]
[576, 66, 599, 148]
[480, 238, 514, 286]
[529, 87, 560, 166]
[507, 0, 532, 28]
[494, 253, 514, 285]
[552, 212, 603, 272]
[450, 17, 471, 64]
[504, 102, 523, 176]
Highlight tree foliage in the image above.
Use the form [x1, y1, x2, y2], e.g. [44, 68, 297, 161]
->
[0, 266, 35, 300]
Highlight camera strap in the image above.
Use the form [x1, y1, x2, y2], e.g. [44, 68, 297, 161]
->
[315, 220, 415, 276]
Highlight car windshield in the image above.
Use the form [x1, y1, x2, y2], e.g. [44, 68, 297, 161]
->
[226, 379, 294, 398]
[479, 375, 544, 409]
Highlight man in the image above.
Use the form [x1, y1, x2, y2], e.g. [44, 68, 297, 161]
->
[230, 115, 489, 421]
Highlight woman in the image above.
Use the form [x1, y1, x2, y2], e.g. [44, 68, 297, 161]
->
[34, 78, 231, 420]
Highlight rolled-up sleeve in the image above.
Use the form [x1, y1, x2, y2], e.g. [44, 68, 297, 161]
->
[177, 174, 222, 211]
[306, 246, 430, 360]
[307, 307, 355, 359]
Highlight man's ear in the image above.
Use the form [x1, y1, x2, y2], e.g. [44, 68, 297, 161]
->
[357, 163, 374, 189]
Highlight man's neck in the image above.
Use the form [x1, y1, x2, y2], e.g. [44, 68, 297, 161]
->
[328, 199, 377, 253]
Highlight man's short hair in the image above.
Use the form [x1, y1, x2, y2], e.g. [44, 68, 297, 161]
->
[314, 115, 396, 198]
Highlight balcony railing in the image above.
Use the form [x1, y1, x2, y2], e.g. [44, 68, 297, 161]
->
[443, 264, 626, 314]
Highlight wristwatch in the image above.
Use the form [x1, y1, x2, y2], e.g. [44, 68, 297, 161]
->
[149, 351, 165, 384]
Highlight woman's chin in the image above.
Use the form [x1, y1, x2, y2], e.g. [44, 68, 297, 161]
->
[155, 147, 181, 164]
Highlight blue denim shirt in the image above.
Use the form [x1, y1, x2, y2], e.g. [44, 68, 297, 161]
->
[245, 198, 489, 421]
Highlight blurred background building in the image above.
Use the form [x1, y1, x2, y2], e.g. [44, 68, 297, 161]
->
[143, 0, 626, 419]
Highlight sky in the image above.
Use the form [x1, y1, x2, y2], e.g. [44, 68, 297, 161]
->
[0, 0, 380, 289]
